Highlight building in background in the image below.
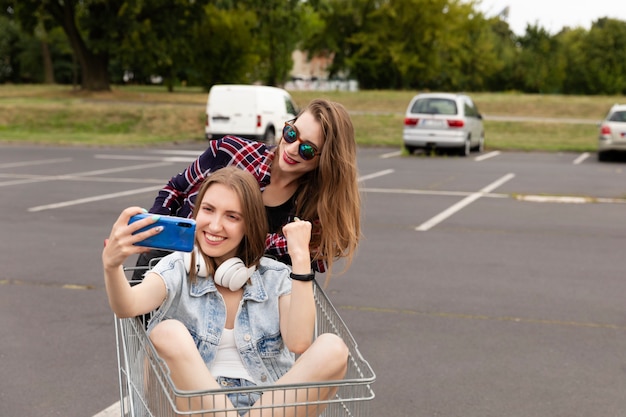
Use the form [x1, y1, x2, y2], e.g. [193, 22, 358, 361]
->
[286, 50, 358, 91]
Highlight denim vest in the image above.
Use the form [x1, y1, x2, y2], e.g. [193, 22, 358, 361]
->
[147, 252, 294, 385]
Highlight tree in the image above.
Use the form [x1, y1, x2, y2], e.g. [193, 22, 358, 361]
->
[112, 0, 208, 91]
[513, 24, 565, 93]
[2, 1, 117, 90]
[188, 4, 260, 89]
[582, 18, 626, 95]
[426, 1, 501, 91]
[345, 0, 402, 89]
[301, 0, 376, 81]
[1, 0, 209, 91]
[237, 0, 305, 86]
[483, 17, 518, 92]
[301, 0, 503, 91]
[557, 27, 588, 94]
[0, 14, 24, 83]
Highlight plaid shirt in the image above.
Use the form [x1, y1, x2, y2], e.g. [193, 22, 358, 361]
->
[150, 136, 325, 272]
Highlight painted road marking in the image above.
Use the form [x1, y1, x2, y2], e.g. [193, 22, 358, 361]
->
[0, 157, 72, 169]
[573, 152, 590, 165]
[415, 173, 516, 231]
[358, 169, 394, 182]
[149, 149, 204, 156]
[94, 154, 197, 163]
[379, 150, 402, 158]
[475, 151, 501, 162]
[0, 161, 173, 188]
[515, 195, 626, 204]
[361, 187, 507, 198]
[28, 185, 164, 212]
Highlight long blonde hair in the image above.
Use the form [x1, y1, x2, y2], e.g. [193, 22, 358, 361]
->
[189, 166, 268, 282]
[294, 99, 361, 276]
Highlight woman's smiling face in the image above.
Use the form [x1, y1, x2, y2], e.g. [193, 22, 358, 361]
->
[278, 110, 324, 174]
[195, 183, 245, 265]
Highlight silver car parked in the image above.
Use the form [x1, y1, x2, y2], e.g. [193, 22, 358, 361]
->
[598, 104, 626, 161]
[403, 93, 484, 156]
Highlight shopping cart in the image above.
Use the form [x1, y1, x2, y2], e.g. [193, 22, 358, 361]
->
[115, 261, 376, 416]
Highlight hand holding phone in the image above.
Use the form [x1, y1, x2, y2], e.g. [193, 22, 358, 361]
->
[128, 213, 196, 252]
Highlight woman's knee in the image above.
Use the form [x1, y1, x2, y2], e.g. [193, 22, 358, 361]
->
[149, 320, 192, 359]
[316, 333, 348, 354]
[314, 333, 349, 373]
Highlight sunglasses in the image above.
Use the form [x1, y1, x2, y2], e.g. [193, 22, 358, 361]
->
[282, 121, 320, 161]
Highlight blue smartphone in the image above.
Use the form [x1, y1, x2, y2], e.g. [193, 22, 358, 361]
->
[128, 213, 196, 253]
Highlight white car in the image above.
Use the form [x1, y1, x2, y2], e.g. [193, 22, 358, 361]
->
[598, 104, 626, 161]
[402, 93, 484, 156]
[205, 84, 298, 145]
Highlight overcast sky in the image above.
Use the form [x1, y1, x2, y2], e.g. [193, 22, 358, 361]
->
[478, 0, 626, 35]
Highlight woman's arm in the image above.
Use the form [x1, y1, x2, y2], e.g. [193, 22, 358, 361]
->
[150, 137, 270, 218]
[149, 140, 223, 216]
[102, 207, 167, 318]
[150, 157, 210, 217]
[278, 219, 316, 354]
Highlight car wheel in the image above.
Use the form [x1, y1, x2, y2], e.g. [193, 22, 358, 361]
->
[263, 127, 276, 145]
[474, 136, 484, 153]
[404, 145, 417, 154]
[459, 138, 470, 157]
[598, 150, 609, 162]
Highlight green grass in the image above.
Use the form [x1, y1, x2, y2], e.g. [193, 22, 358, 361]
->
[0, 84, 621, 150]
[485, 121, 599, 152]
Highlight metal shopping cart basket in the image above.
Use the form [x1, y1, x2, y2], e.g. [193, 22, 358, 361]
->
[115, 262, 376, 416]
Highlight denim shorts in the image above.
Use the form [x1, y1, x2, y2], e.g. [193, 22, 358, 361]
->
[216, 376, 262, 416]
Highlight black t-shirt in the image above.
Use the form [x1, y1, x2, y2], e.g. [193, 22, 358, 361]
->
[265, 195, 296, 265]
[265, 195, 296, 234]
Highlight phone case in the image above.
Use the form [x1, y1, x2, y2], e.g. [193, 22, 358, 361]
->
[128, 213, 196, 253]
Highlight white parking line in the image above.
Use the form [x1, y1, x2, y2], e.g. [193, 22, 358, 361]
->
[363, 187, 626, 204]
[66, 162, 175, 177]
[0, 172, 166, 184]
[379, 150, 402, 159]
[149, 150, 204, 156]
[28, 185, 164, 212]
[0, 157, 72, 169]
[0, 161, 173, 188]
[358, 169, 394, 182]
[517, 195, 588, 203]
[573, 152, 590, 165]
[92, 400, 121, 417]
[474, 151, 501, 162]
[95, 154, 197, 163]
[361, 187, 508, 198]
[515, 195, 626, 204]
[415, 173, 515, 231]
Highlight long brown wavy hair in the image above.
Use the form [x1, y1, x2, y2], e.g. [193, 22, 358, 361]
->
[189, 166, 268, 282]
[291, 99, 361, 276]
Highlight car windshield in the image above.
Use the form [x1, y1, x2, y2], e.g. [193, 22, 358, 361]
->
[411, 98, 458, 116]
[609, 111, 626, 122]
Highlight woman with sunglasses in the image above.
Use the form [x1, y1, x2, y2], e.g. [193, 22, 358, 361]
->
[134, 98, 360, 279]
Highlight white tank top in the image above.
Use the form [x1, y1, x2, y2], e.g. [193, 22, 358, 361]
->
[209, 328, 254, 382]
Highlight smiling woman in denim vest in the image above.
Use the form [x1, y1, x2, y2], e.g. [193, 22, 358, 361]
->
[102, 166, 348, 416]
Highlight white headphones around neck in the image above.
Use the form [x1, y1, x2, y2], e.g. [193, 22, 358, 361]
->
[183, 248, 255, 291]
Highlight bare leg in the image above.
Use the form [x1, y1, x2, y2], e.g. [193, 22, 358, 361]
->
[149, 319, 239, 417]
[251, 333, 349, 417]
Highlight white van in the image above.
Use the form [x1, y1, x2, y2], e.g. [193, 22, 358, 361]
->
[205, 84, 298, 145]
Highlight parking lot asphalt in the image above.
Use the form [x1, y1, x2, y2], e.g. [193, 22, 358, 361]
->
[1, 144, 626, 417]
